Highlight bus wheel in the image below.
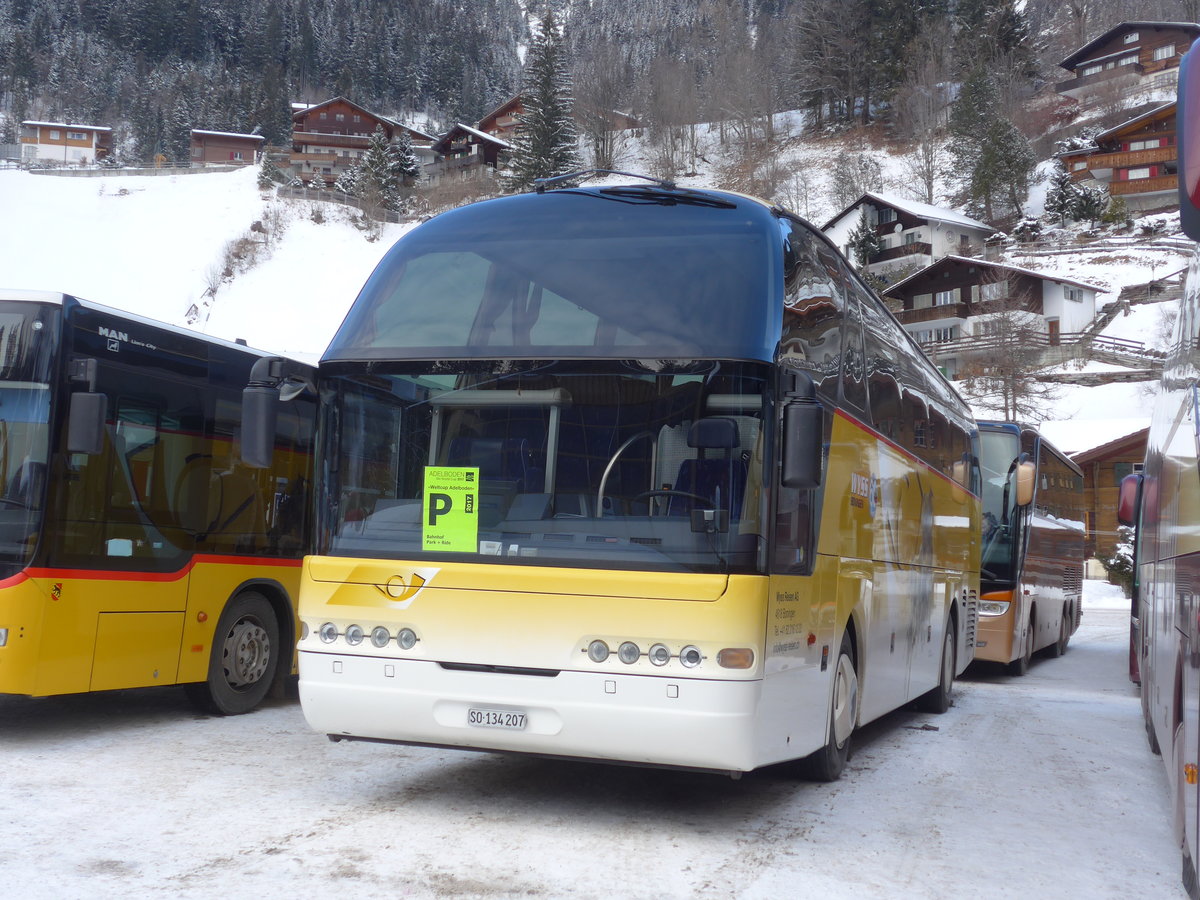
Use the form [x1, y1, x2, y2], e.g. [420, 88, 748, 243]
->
[186, 591, 280, 716]
[1047, 610, 1068, 658]
[917, 623, 955, 713]
[1142, 686, 1162, 756]
[1007, 615, 1034, 676]
[800, 632, 857, 782]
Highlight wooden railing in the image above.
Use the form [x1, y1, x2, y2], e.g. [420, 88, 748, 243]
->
[1108, 174, 1178, 196]
[894, 303, 969, 325]
[870, 241, 931, 264]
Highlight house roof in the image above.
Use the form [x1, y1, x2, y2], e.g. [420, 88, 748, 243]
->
[1070, 425, 1150, 464]
[433, 123, 513, 152]
[477, 94, 523, 129]
[822, 191, 993, 234]
[1094, 101, 1175, 142]
[292, 96, 387, 125]
[22, 121, 111, 132]
[881, 254, 1107, 297]
[190, 129, 266, 141]
[1059, 21, 1200, 70]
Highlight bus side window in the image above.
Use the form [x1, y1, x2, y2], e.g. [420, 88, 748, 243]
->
[778, 219, 844, 407]
[839, 281, 868, 417]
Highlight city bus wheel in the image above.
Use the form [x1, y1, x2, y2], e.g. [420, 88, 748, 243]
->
[917, 622, 955, 713]
[186, 591, 280, 716]
[1007, 615, 1034, 676]
[800, 632, 857, 782]
[1047, 610, 1068, 658]
[1142, 686, 1162, 756]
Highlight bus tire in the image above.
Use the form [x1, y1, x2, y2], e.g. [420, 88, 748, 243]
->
[186, 591, 280, 716]
[1143, 686, 1162, 756]
[800, 631, 857, 782]
[917, 621, 955, 714]
[1047, 608, 1068, 658]
[1184, 842, 1199, 900]
[1007, 612, 1034, 676]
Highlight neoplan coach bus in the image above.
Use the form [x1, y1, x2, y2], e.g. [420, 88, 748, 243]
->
[1116, 41, 1200, 899]
[976, 421, 1084, 674]
[246, 174, 982, 778]
[0, 290, 313, 715]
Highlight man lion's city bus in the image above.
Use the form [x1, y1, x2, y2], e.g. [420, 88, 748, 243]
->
[0, 290, 313, 715]
[1116, 41, 1200, 899]
[247, 175, 981, 778]
[975, 421, 1084, 674]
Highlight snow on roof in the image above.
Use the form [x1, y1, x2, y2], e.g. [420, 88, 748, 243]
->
[1060, 22, 1200, 69]
[22, 121, 111, 132]
[442, 123, 512, 149]
[1040, 417, 1150, 456]
[190, 130, 265, 141]
[883, 254, 1108, 296]
[823, 191, 992, 233]
[1094, 101, 1176, 142]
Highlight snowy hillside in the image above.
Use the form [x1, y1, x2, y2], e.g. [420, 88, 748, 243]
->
[0, 159, 1188, 453]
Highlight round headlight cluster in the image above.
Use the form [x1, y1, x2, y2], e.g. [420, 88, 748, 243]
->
[583, 639, 705, 669]
[313, 622, 420, 651]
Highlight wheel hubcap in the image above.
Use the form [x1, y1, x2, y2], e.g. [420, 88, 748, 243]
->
[832, 653, 859, 748]
[221, 617, 271, 689]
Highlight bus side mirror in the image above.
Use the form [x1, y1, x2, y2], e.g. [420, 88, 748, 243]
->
[1118, 472, 1143, 528]
[241, 383, 280, 469]
[67, 391, 107, 455]
[781, 400, 822, 489]
[1015, 460, 1036, 507]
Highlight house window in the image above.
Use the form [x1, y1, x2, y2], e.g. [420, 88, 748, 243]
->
[878, 207, 897, 224]
[1073, 161, 1088, 171]
[904, 231, 921, 245]
[48, 129, 60, 140]
[66, 130, 87, 141]
[231, 150, 243, 161]
[1129, 139, 1162, 151]
[1124, 32, 1139, 44]
[1154, 45, 1175, 61]
[981, 280, 1008, 301]
[336, 113, 345, 121]
[353, 114, 361, 122]
[319, 113, 327, 120]
[1113, 461, 1145, 484]
[934, 289, 956, 306]
[1118, 55, 1138, 66]
[1065, 286, 1085, 302]
[1127, 167, 1152, 180]
[1082, 64, 1103, 76]
[191, 146, 202, 158]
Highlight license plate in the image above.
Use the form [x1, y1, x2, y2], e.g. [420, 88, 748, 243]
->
[467, 707, 527, 730]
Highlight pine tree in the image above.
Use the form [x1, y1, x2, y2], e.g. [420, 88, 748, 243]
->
[847, 209, 882, 270]
[1045, 163, 1082, 226]
[358, 125, 402, 214]
[506, 7, 582, 192]
[1074, 184, 1109, 229]
[394, 128, 421, 183]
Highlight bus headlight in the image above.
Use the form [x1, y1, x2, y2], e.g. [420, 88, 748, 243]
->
[319, 622, 338, 643]
[587, 640, 610, 663]
[617, 641, 640, 664]
[680, 645, 702, 668]
[397, 628, 418, 650]
[980, 600, 1011, 616]
[344, 625, 364, 646]
[370, 626, 391, 648]
[717, 648, 754, 669]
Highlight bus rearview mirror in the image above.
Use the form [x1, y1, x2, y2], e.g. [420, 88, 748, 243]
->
[1117, 473, 1143, 528]
[1015, 460, 1036, 507]
[67, 391, 107, 455]
[781, 401, 822, 489]
[242, 384, 280, 469]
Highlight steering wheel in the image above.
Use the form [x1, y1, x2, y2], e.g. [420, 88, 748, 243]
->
[633, 489, 714, 515]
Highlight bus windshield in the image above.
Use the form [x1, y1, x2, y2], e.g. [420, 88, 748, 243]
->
[319, 361, 770, 575]
[324, 189, 781, 363]
[980, 428, 1021, 585]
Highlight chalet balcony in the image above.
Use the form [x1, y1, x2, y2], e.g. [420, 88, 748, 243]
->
[895, 303, 969, 325]
[1078, 147, 1176, 172]
[291, 130, 371, 151]
[1054, 67, 1141, 98]
[289, 151, 339, 165]
[1109, 174, 1178, 196]
[869, 242, 931, 264]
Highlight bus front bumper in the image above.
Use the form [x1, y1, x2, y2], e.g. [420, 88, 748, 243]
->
[299, 650, 765, 772]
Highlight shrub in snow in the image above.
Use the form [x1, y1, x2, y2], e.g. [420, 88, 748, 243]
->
[1102, 526, 1135, 598]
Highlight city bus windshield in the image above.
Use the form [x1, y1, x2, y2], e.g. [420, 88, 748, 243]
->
[319, 361, 770, 575]
[0, 303, 56, 577]
[980, 429, 1022, 585]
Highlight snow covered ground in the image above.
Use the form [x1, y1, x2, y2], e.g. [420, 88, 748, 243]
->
[0, 581, 1181, 899]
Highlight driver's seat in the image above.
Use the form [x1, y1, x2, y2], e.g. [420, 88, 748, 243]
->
[667, 418, 746, 517]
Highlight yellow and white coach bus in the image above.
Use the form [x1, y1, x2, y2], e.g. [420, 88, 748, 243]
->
[0, 290, 313, 715]
[246, 174, 981, 778]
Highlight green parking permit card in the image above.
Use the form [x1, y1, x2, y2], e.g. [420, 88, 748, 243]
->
[423, 467, 479, 551]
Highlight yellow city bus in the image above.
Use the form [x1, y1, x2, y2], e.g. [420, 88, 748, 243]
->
[248, 176, 981, 778]
[975, 421, 1084, 674]
[1115, 42, 1200, 898]
[0, 290, 313, 714]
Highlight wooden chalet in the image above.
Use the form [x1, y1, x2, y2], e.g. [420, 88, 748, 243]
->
[430, 123, 512, 178]
[822, 193, 995, 284]
[476, 95, 524, 141]
[1058, 102, 1178, 212]
[1056, 22, 1199, 105]
[290, 97, 437, 186]
[19, 121, 112, 166]
[882, 256, 1103, 378]
[189, 129, 265, 166]
[1071, 427, 1149, 560]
